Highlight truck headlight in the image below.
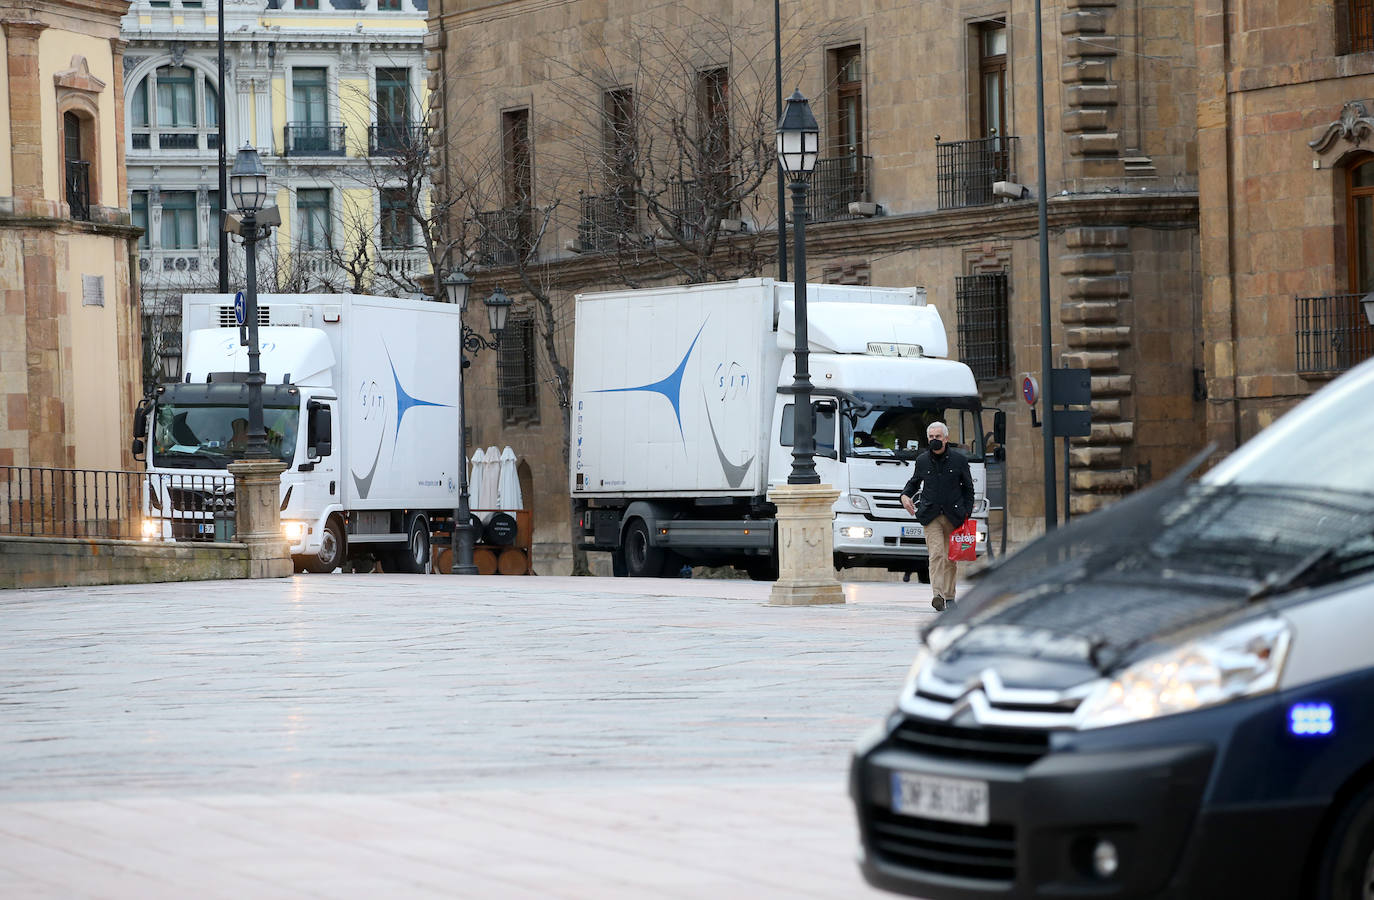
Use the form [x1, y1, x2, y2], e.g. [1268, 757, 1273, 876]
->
[847, 494, 870, 512]
[282, 521, 306, 542]
[840, 525, 873, 539]
[1075, 617, 1292, 730]
[141, 519, 160, 540]
[973, 498, 989, 515]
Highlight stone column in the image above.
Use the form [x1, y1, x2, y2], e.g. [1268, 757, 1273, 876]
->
[227, 459, 292, 578]
[4, 21, 48, 205]
[767, 483, 844, 606]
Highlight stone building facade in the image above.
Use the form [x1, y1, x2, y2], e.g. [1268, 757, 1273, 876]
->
[0, 0, 143, 471]
[1198, 0, 1374, 451]
[430, 0, 1204, 574]
[120, 0, 430, 385]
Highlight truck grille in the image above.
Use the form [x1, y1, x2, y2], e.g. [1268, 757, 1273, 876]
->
[862, 489, 908, 516]
[889, 718, 1050, 766]
[868, 808, 1016, 882]
[169, 486, 235, 513]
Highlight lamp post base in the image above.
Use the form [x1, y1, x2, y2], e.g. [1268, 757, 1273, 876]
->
[766, 483, 845, 606]
[227, 459, 292, 579]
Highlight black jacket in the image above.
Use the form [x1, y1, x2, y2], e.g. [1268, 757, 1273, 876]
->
[900, 448, 975, 528]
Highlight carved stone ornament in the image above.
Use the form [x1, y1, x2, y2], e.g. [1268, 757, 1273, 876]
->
[124, 55, 148, 78]
[171, 42, 186, 67]
[1309, 101, 1374, 153]
[55, 56, 107, 94]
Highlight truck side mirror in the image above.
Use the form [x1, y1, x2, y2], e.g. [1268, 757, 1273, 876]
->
[131, 438, 145, 460]
[133, 398, 151, 439]
[308, 401, 333, 458]
[993, 409, 1006, 445]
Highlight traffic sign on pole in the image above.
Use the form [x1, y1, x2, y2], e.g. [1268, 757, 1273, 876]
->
[233, 290, 246, 326]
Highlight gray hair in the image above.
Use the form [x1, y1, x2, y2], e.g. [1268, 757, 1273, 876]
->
[926, 421, 949, 437]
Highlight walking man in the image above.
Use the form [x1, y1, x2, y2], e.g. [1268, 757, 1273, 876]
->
[899, 421, 975, 611]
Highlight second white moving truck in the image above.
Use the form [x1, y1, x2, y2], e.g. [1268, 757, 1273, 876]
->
[134, 293, 464, 572]
[570, 278, 998, 579]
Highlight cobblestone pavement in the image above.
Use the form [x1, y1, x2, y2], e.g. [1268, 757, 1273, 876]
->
[0, 574, 944, 898]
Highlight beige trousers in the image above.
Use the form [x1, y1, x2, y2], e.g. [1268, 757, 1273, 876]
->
[924, 515, 958, 601]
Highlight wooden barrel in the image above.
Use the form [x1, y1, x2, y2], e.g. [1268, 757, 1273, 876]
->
[497, 547, 528, 575]
[432, 546, 452, 573]
[482, 511, 518, 546]
[473, 547, 498, 575]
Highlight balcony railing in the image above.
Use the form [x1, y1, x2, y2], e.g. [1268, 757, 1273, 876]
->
[0, 466, 234, 543]
[284, 123, 346, 157]
[159, 132, 199, 150]
[138, 249, 217, 276]
[662, 177, 737, 241]
[65, 160, 91, 221]
[130, 131, 218, 152]
[1296, 292, 1374, 375]
[809, 154, 872, 223]
[936, 136, 1019, 210]
[578, 189, 637, 252]
[477, 206, 535, 267]
[368, 124, 427, 156]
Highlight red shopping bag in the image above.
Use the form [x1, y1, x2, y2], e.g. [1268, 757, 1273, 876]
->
[948, 518, 978, 561]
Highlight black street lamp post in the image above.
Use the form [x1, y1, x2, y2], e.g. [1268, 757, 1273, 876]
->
[229, 143, 272, 460]
[444, 271, 511, 574]
[777, 90, 821, 486]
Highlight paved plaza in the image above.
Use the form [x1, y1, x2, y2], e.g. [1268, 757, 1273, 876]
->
[0, 574, 943, 898]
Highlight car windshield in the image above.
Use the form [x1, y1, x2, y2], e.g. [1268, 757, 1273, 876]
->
[152, 403, 299, 468]
[843, 395, 983, 459]
[1205, 360, 1374, 496]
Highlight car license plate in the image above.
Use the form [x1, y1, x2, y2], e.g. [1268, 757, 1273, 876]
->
[901, 525, 923, 537]
[890, 771, 989, 826]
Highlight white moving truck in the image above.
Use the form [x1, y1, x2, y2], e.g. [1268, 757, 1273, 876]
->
[133, 293, 464, 573]
[570, 278, 1000, 579]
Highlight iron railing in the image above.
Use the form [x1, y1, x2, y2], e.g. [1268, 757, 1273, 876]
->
[1296, 292, 1374, 374]
[1344, 0, 1374, 54]
[0, 467, 235, 543]
[283, 123, 347, 156]
[158, 132, 199, 150]
[578, 189, 637, 252]
[936, 137, 1018, 210]
[662, 177, 737, 242]
[368, 124, 426, 156]
[810, 154, 872, 223]
[955, 272, 1012, 382]
[65, 160, 91, 221]
[476, 206, 535, 267]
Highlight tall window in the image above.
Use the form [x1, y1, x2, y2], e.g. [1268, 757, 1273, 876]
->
[502, 108, 532, 209]
[955, 272, 1011, 382]
[380, 188, 412, 249]
[603, 88, 634, 183]
[376, 69, 410, 129]
[498, 315, 539, 423]
[131, 191, 149, 248]
[130, 66, 217, 151]
[161, 191, 198, 249]
[696, 67, 730, 193]
[298, 188, 332, 250]
[1348, 157, 1374, 293]
[293, 68, 327, 125]
[64, 112, 92, 221]
[831, 45, 863, 158]
[1343, 0, 1374, 54]
[157, 66, 196, 128]
[978, 22, 1008, 141]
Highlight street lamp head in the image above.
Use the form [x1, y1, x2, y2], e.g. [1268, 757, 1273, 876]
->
[483, 286, 512, 337]
[776, 89, 819, 179]
[229, 143, 268, 213]
[442, 269, 473, 311]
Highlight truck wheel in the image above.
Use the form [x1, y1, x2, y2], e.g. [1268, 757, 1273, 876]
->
[396, 515, 430, 574]
[1315, 781, 1374, 900]
[623, 519, 664, 578]
[303, 517, 345, 574]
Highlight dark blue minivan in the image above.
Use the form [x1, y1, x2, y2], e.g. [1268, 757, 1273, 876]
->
[850, 358, 1374, 899]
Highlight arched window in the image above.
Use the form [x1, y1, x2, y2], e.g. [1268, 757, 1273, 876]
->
[1346, 156, 1374, 292]
[129, 64, 220, 152]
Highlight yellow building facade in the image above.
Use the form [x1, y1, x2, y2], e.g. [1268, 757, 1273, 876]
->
[0, 0, 143, 471]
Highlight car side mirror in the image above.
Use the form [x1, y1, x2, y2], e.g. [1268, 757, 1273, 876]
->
[308, 401, 332, 458]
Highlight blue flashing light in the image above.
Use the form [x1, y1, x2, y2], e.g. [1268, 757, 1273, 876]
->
[1289, 702, 1334, 737]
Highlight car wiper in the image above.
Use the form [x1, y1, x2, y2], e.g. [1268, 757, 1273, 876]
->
[1249, 531, 1374, 602]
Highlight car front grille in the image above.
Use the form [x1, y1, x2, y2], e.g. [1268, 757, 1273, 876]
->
[889, 718, 1050, 766]
[869, 807, 1016, 881]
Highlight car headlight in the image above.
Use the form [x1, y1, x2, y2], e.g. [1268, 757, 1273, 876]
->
[847, 493, 870, 512]
[1075, 617, 1292, 730]
[282, 521, 306, 542]
[899, 645, 932, 700]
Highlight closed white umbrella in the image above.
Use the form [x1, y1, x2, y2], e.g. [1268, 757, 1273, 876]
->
[497, 446, 523, 511]
[477, 445, 501, 509]
[467, 447, 486, 509]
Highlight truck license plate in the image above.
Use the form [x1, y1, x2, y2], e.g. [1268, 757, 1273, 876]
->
[901, 525, 923, 537]
[890, 771, 989, 826]
[198, 523, 214, 534]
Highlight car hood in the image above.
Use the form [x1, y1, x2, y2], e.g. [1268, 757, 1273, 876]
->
[932, 454, 1374, 676]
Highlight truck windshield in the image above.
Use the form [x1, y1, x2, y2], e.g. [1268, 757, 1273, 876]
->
[843, 396, 983, 459]
[152, 403, 300, 468]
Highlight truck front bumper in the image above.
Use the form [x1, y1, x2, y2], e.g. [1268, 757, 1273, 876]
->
[833, 516, 987, 567]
